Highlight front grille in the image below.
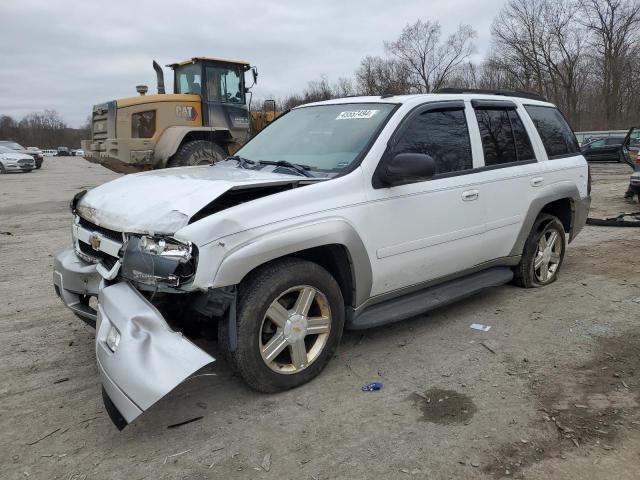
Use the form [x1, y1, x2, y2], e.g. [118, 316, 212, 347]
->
[78, 239, 105, 260]
[91, 101, 116, 142]
[92, 114, 108, 141]
[77, 216, 123, 242]
[78, 240, 118, 268]
[18, 159, 33, 165]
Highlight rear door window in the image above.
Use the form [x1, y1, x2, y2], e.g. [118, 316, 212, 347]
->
[508, 110, 536, 161]
[394, 108, 472, 175]
[474, 108, 535, 166]
[524, 105, 580, 158]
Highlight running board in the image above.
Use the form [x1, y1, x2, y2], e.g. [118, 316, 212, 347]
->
[347, 267, 513, 330]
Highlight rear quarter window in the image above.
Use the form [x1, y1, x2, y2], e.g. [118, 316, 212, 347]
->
[524, 105, 580, 159]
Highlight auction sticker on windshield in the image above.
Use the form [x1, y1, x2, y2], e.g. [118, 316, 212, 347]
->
[336, 110, 379, 120]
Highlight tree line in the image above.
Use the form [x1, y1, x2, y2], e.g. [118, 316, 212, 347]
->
[276, 0, 640, 131]
[0, 110, 90, 149]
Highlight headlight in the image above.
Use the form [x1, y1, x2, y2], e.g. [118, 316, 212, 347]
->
[138, 235, 191, 259]
[120, 235, 197, 287]
[106, 325, 121, 352]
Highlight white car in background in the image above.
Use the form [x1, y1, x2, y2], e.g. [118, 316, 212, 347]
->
[0, 141, 43, 169]
[73, 149, 85, 157]
[0, 145, 35, 173]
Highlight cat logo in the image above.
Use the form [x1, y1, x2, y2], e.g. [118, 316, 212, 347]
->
[175, 105, 198, 121]
[89, 233, 102, 251]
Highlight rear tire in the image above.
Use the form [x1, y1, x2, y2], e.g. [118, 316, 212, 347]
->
[219, 258, 345, 393]
[513, 214, 566, 288]
[167, 140, 227, 168]
[0, 163, 5, 174]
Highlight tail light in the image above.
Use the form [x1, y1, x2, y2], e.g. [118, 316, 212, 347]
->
[635, 153, 640, 165]
[587, 163, 592, 195]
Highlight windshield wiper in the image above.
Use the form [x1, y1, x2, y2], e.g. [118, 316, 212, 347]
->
[257, 160, 315, 177]
[226, 155, 256, 169]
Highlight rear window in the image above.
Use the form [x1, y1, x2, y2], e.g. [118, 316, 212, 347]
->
[524, 105, 580, 158]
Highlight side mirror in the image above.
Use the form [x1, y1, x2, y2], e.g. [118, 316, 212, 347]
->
[252, 66, 258, 85]
[380, 153, 436, 186]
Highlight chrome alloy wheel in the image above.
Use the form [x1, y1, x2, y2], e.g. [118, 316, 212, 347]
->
[533, 229, 562, 283]
[259, 285, 332, 374]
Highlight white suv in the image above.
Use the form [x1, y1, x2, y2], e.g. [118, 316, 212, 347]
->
[53, 90, 590, 429]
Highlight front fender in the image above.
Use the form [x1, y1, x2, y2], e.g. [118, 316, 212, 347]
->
[212, 218, 373, 307]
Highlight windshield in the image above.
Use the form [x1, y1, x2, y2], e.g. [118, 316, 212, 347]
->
[0, 141, 23, 150]
[175, 64, 202, 95]
[236, 103, 396, 174]
[0, 146, 13, 153]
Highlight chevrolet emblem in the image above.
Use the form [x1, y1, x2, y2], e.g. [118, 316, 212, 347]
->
[89, 233, 101, 250]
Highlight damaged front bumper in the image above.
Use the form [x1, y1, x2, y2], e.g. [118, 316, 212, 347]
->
[96, 282, 215, 429]
[53, 248, 102, 326]
[54, 248, 216, 429]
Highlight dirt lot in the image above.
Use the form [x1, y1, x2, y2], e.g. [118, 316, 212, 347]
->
[1, 157, 639, 480]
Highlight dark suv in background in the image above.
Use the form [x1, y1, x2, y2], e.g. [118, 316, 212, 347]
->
[0, 140, 43, 168]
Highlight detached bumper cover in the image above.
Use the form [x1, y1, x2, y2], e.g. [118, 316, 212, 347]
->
[96, 282, 215, 428]
[53, 248, 101, 325]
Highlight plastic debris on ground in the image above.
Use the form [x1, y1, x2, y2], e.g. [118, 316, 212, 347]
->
[470, 323, 491, 332]
[362, 381, 383, 391]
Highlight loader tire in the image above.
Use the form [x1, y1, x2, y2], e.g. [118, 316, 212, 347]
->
[167, 140, 227, 168]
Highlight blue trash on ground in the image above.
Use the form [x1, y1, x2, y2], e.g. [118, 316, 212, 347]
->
[362, 381, 383, 391]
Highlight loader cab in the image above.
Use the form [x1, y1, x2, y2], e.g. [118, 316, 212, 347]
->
[170, 57, 254, 135]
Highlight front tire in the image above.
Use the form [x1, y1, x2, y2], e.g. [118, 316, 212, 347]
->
[220, 258, 345, 392]
[513, 214, 566, 288]
[167, 140, 227, 168]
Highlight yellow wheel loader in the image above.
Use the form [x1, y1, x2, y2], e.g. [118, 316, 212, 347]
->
[81, 58, 274, 173]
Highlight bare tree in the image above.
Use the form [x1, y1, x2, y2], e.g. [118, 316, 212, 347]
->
[355, 55, 412, 95]
[491, 0, 549, 93]
[0, 110, 88, 148]
[332, 77, 355, 98]
[266, 9, 640, 130]
[580, 0, 640, 127]
[385, 20, 476, 92]
[490, 0, 593, 126]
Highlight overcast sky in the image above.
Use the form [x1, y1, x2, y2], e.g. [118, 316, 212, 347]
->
[0, 0, 505, 127]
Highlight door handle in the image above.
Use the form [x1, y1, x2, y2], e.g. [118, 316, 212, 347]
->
[530, 177, 544, 187]
[462, 190, 479, 201]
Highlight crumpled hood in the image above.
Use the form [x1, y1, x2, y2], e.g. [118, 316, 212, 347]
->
[76, 164, 301, 234]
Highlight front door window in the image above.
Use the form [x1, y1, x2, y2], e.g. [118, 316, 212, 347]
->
[206, 66, 244, 104]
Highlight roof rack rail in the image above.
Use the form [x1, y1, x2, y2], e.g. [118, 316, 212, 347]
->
[434, 88, 548, 102]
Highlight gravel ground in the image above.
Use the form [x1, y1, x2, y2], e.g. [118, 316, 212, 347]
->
[1, 157, 639, 480]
